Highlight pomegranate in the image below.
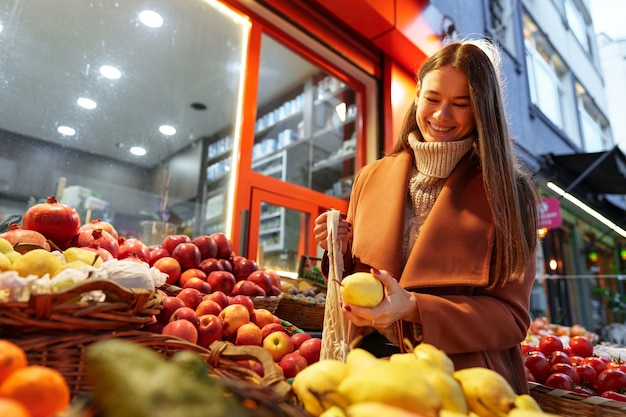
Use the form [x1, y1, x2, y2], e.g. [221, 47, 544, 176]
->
[72, 228, 119, 258]
[23, 196, 81, 248]
[118, 237, 150, 262]
[0, 224, 50, 251]
[82, 241, 114, 261]
[79, 219, 119, 240]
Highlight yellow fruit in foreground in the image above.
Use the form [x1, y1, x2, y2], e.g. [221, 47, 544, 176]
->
[453, 367, 515, 417]
[338, 360, 440, 417]
[345, 348, 378, 373]
[411, 357, 468, 414]
[10, 249, 63, 278]
[508, 410, 560, 417]
[513, 394, 541, 412]
[63, 247, 103, 267]
[320, 405, 348, 417]
[0, 238, 13, 254]
[346, 402, 431, 417]
[292, 359, 350, 417]
[340, 272, 383, 307]
[412, 343, 455, 374]
[0, 252, 10, 271]
[5, 250, 21, 263]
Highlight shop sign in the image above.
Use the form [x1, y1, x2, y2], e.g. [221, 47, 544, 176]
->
[538, 196, 562, 229]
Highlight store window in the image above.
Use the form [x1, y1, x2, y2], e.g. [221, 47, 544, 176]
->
[0, 0, 249, 241]
[574, 81, 612, 152]
[564, 0, 590, 54]
[252, 33, 357, 201]
[523, 14, 573, 136]
[488, 0, 516, 53]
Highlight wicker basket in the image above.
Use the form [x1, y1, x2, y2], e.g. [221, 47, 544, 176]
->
[275, 295, 324, 331]
[9, 330, 291, 398]
[9, 330, 309, 417]
[529, 382, 626, 416]
[0, 279, 161, 334]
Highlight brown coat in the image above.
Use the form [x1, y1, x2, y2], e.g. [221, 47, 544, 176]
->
[342, 148, 535, 394]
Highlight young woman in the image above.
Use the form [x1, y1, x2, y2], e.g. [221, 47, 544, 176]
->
[314, 39, 539, 394]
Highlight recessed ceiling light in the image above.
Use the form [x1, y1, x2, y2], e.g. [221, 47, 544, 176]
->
[159, 125, 176, 135]
[99, 65, 121, 80]
[58, 126, 76, 136]
[130, 146, 147, 156]
[139, 10, 163, 28]
[77, 97, 97, 110]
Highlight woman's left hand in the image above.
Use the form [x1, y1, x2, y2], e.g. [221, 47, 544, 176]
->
[341, 268, 418, 329]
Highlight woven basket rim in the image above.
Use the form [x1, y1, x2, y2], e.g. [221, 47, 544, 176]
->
[529, 382, 626, 416]
[0, 278, 161, 333]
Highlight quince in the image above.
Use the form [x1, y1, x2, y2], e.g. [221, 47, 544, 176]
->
[0, 238, 13, 254]
[292, 359, 349, 417]
[63, 247, 103, 267]
[0, 252, 10, 271]
[340, 272, 383, 307]
[10, 248, 63, 278]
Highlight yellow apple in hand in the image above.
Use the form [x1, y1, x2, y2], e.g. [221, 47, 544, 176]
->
[340, 272, 383, 307]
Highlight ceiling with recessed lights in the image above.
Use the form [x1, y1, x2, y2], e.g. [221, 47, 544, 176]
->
[0, 0, 315, 168]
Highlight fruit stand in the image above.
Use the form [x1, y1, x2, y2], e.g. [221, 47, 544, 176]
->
[2, 198, 626, 416]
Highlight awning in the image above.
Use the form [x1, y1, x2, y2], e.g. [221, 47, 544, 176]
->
[541, 145, 626, 195]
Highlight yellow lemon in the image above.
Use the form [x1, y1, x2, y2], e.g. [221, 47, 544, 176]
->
[5, 251, 21, 264]
[0, 238, 13, 254]
[63, 247, 103, 267]
[10, 249, 63, 278]
[0, 252, 10, 271]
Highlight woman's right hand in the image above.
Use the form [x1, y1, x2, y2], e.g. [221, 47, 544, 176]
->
[313, 211, 351, 253]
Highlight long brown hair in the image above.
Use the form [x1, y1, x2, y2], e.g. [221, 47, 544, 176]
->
[393, 39, 538, 286]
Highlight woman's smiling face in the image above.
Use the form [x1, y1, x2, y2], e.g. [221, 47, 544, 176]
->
[415, 66, 476, 142]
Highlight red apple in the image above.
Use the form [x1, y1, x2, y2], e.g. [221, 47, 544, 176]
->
[143, 321, 164, 334]
[262, 330, 294, 362]
[299, 337, 322, 365]
[178, 268, 207, 287]
[169, 306, 200, 328]
[253, 308, 276, 328]
[197, 314, 224, 348]
[158, 296, 186, 323]
[230, 294, 256, 316]
[267, 285, 282, 297]
[218, 303, 250, 338]
[279, 351, 308, 378]
[152, 256, 182, 285]
[183, 277, 212, 295]
[217, 258, 233, 273]
[148, 247, 170, 265]
[246, 270, 273, 293]
[196, 299, 223, 316]
[233, 258, 259, 281]
[235, 322, 263, 346]
[162, 234, 192, 254]
[210, 232, 233, 259]
[162, 319, 198, 344]
[291, 332, 313, 350]
[118, 237, 150, 262]
[233, 280, 266, 297]
[203, 290, 230, 309]
[261, 323, 286, 339]
[199, 258, 224, 275]
[172, 242, 202, 270]
[249, 360, 264, 377]
[207, 271, 237, 295]
[264, 268, 282, 289]
[192, 235, 218, 260]
[176, 288, 204, 309]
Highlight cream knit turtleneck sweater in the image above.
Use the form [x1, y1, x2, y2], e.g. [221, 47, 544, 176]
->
[402, 132, 475, 265]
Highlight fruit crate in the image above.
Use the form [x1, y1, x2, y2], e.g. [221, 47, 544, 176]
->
[297, 255, 326, 288]
[275, 295, 325, 331]
[9, 330, 310, 417]
[529, 382, 626, 417]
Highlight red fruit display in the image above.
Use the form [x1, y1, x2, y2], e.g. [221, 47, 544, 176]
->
[219, 303, 250, 338]
[182, 277, 211, 294]
[172, 242, 201, 270]
[206, 271, 236, 295]
[78, 219, 119, 240]
[72, 228, 119, 258]
[176, 288, 204, 309]
[118, 237, 150, 262]
[569, 336, 594, 358]
[197, 314, 224, 348]
[298, 337, 322, 365]
[152, 257, 182, 285]
[246, 270, 273, 294]
[169, 306, 201, 328]
[233, 258, 258, 281]
[22, 195, 81, 248]
[1, 224, 50, 250]
[199, 258, 224, 275]
[162, 234, 192, 254]
[235, 322, 263, 346]
[192, 235, 217, 260]
[210, 232, 233, 259]
[538, 334, 564, 355]
[162, 320, 198, 344]
[279, 352, 308, 378]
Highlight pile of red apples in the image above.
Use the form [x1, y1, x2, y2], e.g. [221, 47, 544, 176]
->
[147, 232, 320, 378]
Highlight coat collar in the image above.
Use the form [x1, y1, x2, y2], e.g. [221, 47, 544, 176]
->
[350, 149, 494, 289]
